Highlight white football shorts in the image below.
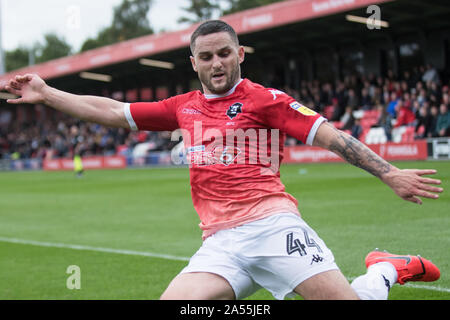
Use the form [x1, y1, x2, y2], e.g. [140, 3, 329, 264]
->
[180, 212, 339, 300]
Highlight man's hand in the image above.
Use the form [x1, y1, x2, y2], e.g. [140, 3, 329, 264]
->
[380, 169, 443, 205]
[313, 122, 444, 205]
[1, 73, 129, 129]
[2, 74, 47, 105]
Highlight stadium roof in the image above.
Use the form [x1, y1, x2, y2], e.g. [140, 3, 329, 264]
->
[1, 0, 450, 94]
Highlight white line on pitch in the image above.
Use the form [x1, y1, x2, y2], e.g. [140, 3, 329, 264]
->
[1, 236, 449, 294]
[345, 276, 450, 294]
[0, 236, 190, 262]
[347, 276, 450, 294]
[402, 283, 450, 293]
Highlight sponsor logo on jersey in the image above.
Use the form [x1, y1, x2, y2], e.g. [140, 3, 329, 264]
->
[226, 102, 243, 120]
[215, 146, 241, 166]
[171, 123, 281, 175]
[269, 89, 285, 100]
[187, 145, 206, 153]
[182, 108, 202, 115]
[289, 102, 317, 116]
[187, 145, 241, 166]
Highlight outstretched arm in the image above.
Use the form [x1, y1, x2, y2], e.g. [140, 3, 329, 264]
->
[1, 74, 129, 129]
[313, 122, 443, 204]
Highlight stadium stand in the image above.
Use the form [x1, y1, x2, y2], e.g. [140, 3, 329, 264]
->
[1, 68, 447, 160]
[1, 0, 450, 162]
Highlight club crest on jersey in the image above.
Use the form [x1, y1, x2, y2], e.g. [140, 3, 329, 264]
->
[226, 102, 243, 120]
[289, 102, 317, 116]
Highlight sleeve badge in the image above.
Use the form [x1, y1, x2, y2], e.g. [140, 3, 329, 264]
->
[289, 102, 317, 116]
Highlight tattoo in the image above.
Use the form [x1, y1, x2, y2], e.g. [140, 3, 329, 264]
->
[328, 129, 392, 178]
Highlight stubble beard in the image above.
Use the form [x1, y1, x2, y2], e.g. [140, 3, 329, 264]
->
[200, 60, 241, 95]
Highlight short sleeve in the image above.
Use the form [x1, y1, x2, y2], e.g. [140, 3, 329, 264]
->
[124, 96, 179, 132]
[259, 89, 326, 145]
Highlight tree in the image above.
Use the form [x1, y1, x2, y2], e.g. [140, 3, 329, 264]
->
[222, 0, 286, 15]
[4, 33, 71, 71]
[5, 47, 30, 72]
[178, 0, 222, 24]
[80, 0, 153, 52]
[112, 0, 153, 39]
[178, 0, 287, 24]
[81, 27, 117, 52]
[35, 33, 72, 63]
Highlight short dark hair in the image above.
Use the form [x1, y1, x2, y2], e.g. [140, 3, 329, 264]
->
[190, 20, 239, 54]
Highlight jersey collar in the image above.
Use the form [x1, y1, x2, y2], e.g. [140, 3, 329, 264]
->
[203, 79, 244, 100]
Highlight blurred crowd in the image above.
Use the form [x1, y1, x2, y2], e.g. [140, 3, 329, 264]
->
[1, 64, 449, 160]
[0, 114, 176, 160]
[283, 64, 450, 144]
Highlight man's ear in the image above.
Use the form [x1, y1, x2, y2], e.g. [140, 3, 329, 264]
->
[238, 46, 245, 64]
[190, 56, 198, 72]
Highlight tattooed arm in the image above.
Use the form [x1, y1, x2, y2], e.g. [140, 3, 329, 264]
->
[313, 122, 443, 204]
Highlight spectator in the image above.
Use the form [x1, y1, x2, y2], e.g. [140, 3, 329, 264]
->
[403, 92, 412, 110]
[387, 69, 397, 81]
[417, 88, 427, 107]
[372, 86, 384, 106]
[351, 117, 363, 140]
[442, 92, 449, 108]
[403, 70, 416, 90]
[436, 103, 450, 137]
[429, 105, 440, 137]
[422, 64, 441, 85]
[411, 66, 422, 85]
[387, 92, 399, 118]
[392, 81, 403, 97]
[375, 104, 393, 141]
[425, 81, 441, 106]
[442, 85, 449, 99]
[320, 82, 333, 106]
[331, 81, 347, 121]
[346, 88, 359, 110]
[339, 106, 355, 131]
[394, 99, 416, 128]
[400, 81, 409, 96]
[103, 136, 117, 156]
[415, 104, 434, 139]
[360, 87, 373, 110]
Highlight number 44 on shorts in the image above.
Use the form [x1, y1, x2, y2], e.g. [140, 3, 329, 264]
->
[286, 231, 323, 256]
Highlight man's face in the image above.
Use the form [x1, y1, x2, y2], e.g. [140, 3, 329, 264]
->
[190, 32, 245, 95]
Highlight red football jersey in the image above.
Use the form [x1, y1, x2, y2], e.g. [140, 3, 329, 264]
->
[125, 79, 326, 239]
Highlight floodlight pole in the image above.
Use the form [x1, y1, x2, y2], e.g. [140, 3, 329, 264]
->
[0, 0, 5, 75]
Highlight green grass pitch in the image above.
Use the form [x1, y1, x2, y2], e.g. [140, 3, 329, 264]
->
[0, 161, 449, 300]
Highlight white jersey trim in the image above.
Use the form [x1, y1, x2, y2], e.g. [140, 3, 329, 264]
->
[306, 116, 327, 146]
[123, 103, 138, 131]
[204, 79, 244, 99]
